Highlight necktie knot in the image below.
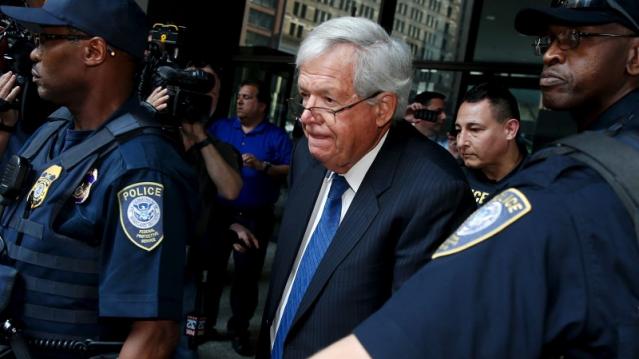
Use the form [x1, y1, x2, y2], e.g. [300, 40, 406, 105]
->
[328, 175, 349, 202]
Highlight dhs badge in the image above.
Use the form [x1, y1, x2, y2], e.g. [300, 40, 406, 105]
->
[433, 188, 531, 259]
[28, 165, 63, 209]
[118, 182, 164, 251]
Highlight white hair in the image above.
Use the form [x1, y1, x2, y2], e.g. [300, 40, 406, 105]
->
[296, 16, 413, 118]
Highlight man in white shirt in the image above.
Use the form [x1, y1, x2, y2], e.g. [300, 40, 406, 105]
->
[256, 16, 476, 359]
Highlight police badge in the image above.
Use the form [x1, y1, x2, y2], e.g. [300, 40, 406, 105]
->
[118, 182, 165, 251]
[27, 165, 63, 209]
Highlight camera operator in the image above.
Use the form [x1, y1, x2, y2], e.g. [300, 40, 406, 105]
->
[145, 64, 257, 356]
[0, 71, 21, 160]
[403, 91, 448, 148]
[0, 1, 198, 358]
[0, 0, 63, 171]
[145, 65, 243, 201]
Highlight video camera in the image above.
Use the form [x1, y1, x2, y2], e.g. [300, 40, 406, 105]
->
[139, 24, 215, 124]
[0, 16, 56, 133]
[0, 17, 32, 89]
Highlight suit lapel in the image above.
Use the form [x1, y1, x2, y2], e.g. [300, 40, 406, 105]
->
[292, 126, 404, 327]
[266, 159, 325, 320]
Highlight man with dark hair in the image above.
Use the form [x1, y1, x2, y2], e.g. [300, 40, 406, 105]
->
[0, 0, 197, 358]
[312, 0, 639, 357]
[208, 79, 292, 356]
[456, 83, 527, 205]
[146, 63, 244, 357]
[403, 91, 447, 146]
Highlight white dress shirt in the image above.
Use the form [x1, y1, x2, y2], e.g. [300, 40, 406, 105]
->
[270, 132, 388, 347]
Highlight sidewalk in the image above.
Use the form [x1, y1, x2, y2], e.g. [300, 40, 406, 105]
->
[198, 243, 275, 359]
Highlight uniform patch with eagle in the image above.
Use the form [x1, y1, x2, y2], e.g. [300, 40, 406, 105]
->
[433, 188, 531, 259]
[118, 182, 164, 251]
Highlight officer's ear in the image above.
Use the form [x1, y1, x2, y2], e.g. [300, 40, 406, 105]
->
[504, 118, 520, 141]
[82, 37, 110, 66]
[625, 37, 639, 76]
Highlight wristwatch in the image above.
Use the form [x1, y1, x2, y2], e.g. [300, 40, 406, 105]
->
[262, 161, 272, 173]
[193, 137, 213, 151]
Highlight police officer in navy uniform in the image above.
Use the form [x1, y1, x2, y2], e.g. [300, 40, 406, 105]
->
[310, 0, 639, 358]
[456, 83, 529, 206]
[0, 1, 196, 358]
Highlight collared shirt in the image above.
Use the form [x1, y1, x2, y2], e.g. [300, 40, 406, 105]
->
[463, 146, 528, 206]
[209, 117, 292, 209]
[270, 131, 389, 347]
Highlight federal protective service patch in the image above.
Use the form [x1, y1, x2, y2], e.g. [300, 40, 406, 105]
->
[118, 182, 165, 251]
[432, 188, 531, 259]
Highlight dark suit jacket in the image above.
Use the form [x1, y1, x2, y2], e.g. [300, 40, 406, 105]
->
[257, 121, 476, 358]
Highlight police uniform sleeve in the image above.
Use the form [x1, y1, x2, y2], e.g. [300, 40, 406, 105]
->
[98, 168, 192, 320]
[354, 188, 590, 358]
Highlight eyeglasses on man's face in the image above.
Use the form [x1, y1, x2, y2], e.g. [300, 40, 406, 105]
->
[33, 32, 91, 47]
[287, 91, 381, 124]
[532, 28, 639, 56]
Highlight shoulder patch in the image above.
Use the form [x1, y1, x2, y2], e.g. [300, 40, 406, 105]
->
[433, 188, 531, 259]
[118, 182, 164, 251]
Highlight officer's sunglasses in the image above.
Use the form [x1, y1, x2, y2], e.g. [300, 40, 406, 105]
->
[33, 33, 91, 47]
[532, 28, 638, 56]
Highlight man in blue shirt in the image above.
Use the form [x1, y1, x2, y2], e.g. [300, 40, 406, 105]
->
[311, 0, 639, 357]
[208, 79, 292, 356]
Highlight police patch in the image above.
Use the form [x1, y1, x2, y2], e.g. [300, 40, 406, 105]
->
[432, 188, 531, 259]
[118, 182, 164, 251]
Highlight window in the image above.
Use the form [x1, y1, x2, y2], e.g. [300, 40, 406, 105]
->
[245, 31, 270, 47]
[250, 0, 277, 8]
[248, 9, 274, 30]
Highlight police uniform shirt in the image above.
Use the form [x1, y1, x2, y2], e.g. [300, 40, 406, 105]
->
[0, 97, 198, 342]
[463, 147, 528, 206]
[352, 90, 639, 358]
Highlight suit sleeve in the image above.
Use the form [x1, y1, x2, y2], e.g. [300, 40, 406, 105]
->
[391, 177, 475, 290]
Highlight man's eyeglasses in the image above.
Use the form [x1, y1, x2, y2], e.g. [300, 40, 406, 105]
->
[532, 29, 638, 56]
[33, 33, 91, 47]
[287, 91, 381, 124]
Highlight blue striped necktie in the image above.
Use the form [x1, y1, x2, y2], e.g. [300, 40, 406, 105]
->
[271, 174, 349, 359]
